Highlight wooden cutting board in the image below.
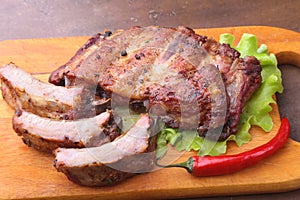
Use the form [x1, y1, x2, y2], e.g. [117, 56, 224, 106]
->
[0, 26, 300, 200]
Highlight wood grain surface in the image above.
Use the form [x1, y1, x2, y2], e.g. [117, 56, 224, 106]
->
[0, 26, 299, 200]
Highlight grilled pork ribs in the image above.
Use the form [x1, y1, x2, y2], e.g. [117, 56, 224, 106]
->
[49, 26, 261, 140]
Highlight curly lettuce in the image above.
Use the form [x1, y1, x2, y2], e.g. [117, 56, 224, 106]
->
[156, 33, 283, 158]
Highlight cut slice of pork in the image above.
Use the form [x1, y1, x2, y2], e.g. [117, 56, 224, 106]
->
[54, 114, 157, 186]
[0, 63, 84, 120]
[12, 110, 120, 153]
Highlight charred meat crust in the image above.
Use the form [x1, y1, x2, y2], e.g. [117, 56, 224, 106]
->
[48, 26, 262, 140]
[48, 30, 123, 87]
[198, 37, 262, 140]
[19, 131, 84, 154]
[223, 56, 262, 137]
[48, 33, 104, 86]
[53, 163, 135, 186]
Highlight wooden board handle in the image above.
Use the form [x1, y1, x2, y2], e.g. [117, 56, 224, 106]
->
[196, 26, 300, 67]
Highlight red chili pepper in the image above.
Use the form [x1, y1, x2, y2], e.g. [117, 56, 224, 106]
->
[156, 118, 290, 176]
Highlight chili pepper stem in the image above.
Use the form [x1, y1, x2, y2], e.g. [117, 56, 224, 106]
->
[155, 157, 194, 173]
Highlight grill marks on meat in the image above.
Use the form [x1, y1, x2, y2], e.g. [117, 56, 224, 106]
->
[204, 41, 262, 137]
[54, 114, 156, 186]
[0, 63, 84, 120]
[13, 110, 120, 153]
[49, 26, 262, 140]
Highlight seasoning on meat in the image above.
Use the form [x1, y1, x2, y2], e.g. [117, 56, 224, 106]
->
[49, 26, 262, 140]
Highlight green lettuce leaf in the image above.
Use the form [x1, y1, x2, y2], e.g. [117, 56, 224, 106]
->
[156, 33, 283, 158]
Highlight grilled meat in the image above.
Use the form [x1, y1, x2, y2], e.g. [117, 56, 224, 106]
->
[0, 63, 85, 120]
[54, 114, 156, 186]
[13, 110, 121, 153]
[49, 26, 261, 140]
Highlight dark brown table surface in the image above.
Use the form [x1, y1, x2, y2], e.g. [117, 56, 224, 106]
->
[1, 0, 300, 199]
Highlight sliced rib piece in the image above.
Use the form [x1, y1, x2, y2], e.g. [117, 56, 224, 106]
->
[0, 63, 84, 120]
[54, 114, 156, 186]
[12, 110, 120, 153]
[48, 26, 262, 140]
